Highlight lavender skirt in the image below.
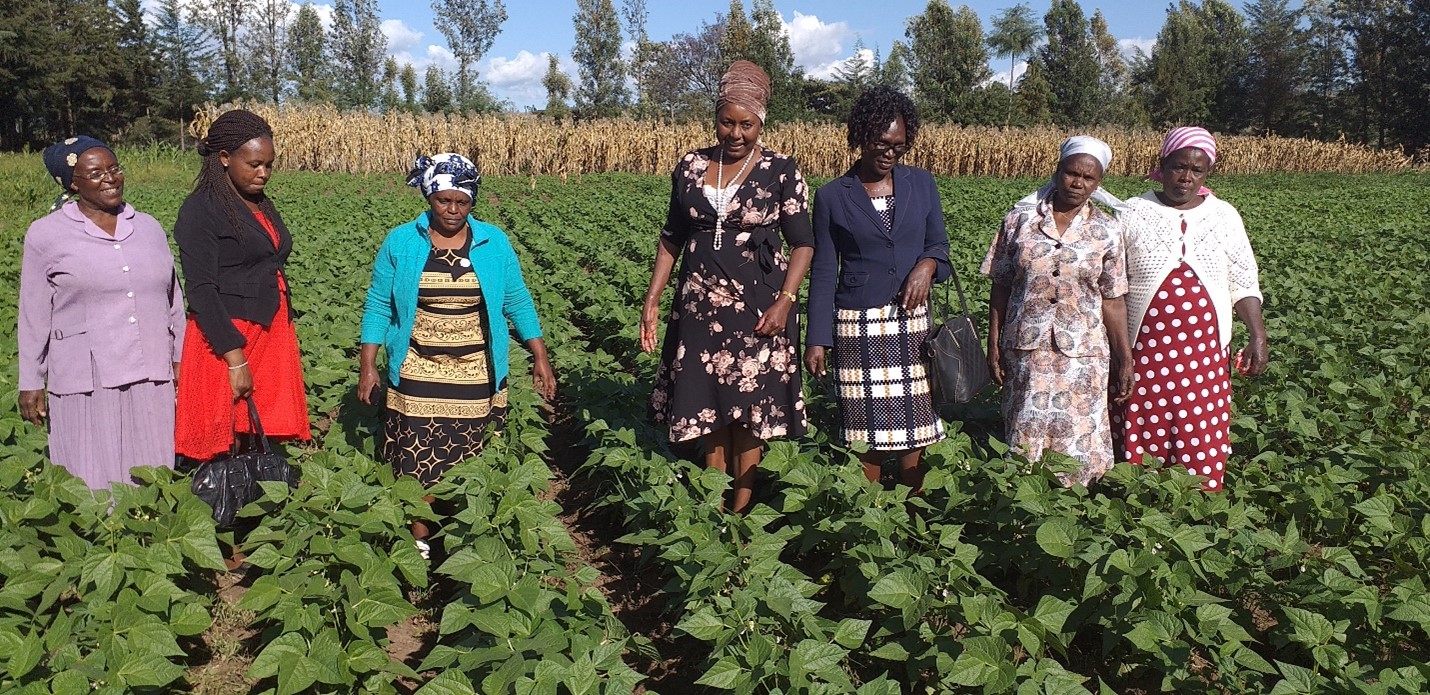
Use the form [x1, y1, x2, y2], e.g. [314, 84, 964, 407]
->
[48, 380, 176, 489]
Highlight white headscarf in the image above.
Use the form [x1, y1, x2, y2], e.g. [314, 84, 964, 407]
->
[405, 153, 480, 199]
[1013, 135, 1124, 211]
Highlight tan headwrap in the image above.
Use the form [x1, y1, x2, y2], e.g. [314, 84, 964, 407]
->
[717, 60, 771, 124]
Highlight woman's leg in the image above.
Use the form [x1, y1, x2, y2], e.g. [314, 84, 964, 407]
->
[728, 425, 763, 514]
[858, 451, 884, 484]
[896, 447, 926, 494]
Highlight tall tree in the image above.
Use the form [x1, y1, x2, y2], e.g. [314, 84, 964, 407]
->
[747, 0, 804, 122]
[1147, 1, 1212, 127]
[195, 0, 250, 100]
[987, 3, 1043, 93]
[1089, 9, 1129, 124]
[571, 0, 628, 118]
[1245, 0, 1303, 134]
[1016, 57, 1054, 123]
[1298, 0, 1350, 139]
[621, 0, 663, 118]
[542, 53, 574, 122]
[905, 0, 991, 122]
[879, 41, 913, 93]
[330, 0, 387, 110]
[286, 3, 328, 103]
[431, 0, 507, 112]
[1339, 0, 1399, 147]
[646, 18, 726, 121]
[243, 0, 292, 104]
[151, 0, 213, 135]
[1198, 0, 1252, 133]
[379, 56, 401, 113]
[423, 65, 452, 113]
[114, 0, 159, 133]
[1387, 0, 1430, 153]
[399, 62, 420, 112]
[720, 0, 755, 62]
[1035, 0, 1099, 126]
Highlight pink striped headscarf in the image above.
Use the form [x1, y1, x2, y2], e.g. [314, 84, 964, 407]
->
[1149, 126, 1217, 195]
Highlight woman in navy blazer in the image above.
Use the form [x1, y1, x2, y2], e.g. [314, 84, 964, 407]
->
[805, 87, 952, 491]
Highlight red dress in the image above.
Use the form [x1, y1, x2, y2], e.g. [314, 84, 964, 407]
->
[1112, 261, 1233, 491]
[175, 211, 310, 459]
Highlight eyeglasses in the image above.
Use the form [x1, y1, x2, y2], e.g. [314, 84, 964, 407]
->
[867, 142, 911, 157]
[77, 165, 124, 182]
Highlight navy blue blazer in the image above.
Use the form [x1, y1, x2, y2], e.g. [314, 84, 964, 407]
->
[806, 164, 953, 347]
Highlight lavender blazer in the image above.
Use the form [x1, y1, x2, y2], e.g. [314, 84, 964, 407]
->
[18, 202, 185, 395]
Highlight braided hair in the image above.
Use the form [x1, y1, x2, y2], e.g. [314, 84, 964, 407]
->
[194, 109, 277, 230]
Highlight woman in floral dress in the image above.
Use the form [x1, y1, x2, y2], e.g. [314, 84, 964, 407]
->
[640, 61, 815, 513]
[982, 136, 1134, 487]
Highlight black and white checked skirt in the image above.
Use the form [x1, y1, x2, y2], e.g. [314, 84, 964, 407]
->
[831, 302, 945, 450]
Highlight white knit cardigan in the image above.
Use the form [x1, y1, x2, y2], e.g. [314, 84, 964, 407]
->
[1119, 192, 1262, 349]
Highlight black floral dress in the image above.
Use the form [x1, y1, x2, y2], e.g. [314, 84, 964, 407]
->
[650, 147, 814, 442]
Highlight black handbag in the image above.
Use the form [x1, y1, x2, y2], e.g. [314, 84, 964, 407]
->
[924, 267, 992, 405]
[191, 397, 298, 528]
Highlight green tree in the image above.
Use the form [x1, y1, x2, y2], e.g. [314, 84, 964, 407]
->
[330, 0, 387, 110]
[152, 0, 213, 136]
[243, 0, 292, 104]
[1016, 57, 1054, 123]
[879, 41, 913, 93]
[286, 3, 328, 103]
[720, 0, 755, 61]
[431, 0, 507, 113]
[621, 0, 662, 118]
[987, 3, 1043, 93]
[747, 0, 805, 122]
[399, 62, 420, 112]
[906, 0, 991, 122]
[571, 0, 628, 118]
[543, 53, 574, 122]
[195, 0, 250, 100]
[113, 0, 159, 137]
[1035, 0, 1099, 126]
[423, 65, 453, 113]
[1147, 1, 1212, 127]
[1387, 0, 1429, 153]
[1089, 9, 1130, 124]
[379, 56, 401, 113]
[1199, 0, 1252, 133]
[647, 18, 725, 121]
[1298, 0, 1350, 139]
[1245, 0, 1303, 134]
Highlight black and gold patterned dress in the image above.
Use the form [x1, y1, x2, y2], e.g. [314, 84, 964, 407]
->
[383, 243, 508, 485]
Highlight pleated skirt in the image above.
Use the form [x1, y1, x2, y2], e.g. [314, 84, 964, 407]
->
[48, 379, 176, 489]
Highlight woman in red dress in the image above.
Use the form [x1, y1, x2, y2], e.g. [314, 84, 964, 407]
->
[173, 110, 310, 461]
[1112, 127, 1269, 491]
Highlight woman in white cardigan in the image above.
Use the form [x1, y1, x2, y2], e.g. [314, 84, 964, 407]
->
[1111, 127, 1268, 491]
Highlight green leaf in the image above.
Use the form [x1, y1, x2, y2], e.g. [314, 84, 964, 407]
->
[676, 609, 727, 641]
[1036, 518, 1077, 559]
[1032, 595, 1076, 636]
[114, 652, 185, 688]
[792, 639, 847, 680]
[946, 636, 1013, 690]
[6, 632, 42, 679]
[869, 570, 920, 610]
[694, 657, 746, 689]
[390, 540, 429, 588]
[869, 642, 910, 661]
[248, 632, 308, 680]
[415, 671, 478, 695]
[832, 618, 871, 649]
[169, 602, 212, 636]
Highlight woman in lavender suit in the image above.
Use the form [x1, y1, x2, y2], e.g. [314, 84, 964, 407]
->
[17, 136, 186, 489]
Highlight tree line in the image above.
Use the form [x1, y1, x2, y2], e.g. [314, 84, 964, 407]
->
[2, 0, 1426, 156]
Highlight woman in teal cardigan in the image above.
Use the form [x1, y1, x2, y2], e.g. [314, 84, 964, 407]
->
[358, 154, 555, 552]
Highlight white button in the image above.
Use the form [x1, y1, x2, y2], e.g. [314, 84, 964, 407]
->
[128, 316, 136, 323]
[126, 291, 134, 298]
[114, 244, 121, 249]
[122, 266, 129, 272]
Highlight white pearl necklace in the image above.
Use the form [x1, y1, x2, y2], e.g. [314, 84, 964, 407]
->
[712, 148, 755, 251]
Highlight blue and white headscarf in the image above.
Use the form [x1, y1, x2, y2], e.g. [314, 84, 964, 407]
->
[405, 153, 480, 200]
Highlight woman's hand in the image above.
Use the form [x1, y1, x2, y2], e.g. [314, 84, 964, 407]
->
[19, 390, 46, 426]
[223, 348, 253, 402]
[804, 346, 827, 378]
[986, 344, 1004, 386]
[1110, 354, 1135, 404]
[1239, 334, 1270, 377]
[754, 295, 793, 336]
[532, 355, 557, 402]
[900, 259, 938, 311]
[357, 364, 382, 405]
[640, 298, 661, 353]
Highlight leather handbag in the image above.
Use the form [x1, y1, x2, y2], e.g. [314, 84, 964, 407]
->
[191, 397, 298, 528]
[924, 267, 991, 405]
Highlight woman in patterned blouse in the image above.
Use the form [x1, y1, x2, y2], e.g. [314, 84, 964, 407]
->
[981, 136, 1134, 487]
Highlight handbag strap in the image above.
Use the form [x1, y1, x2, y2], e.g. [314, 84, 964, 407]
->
[930, 262, 974, 322]
[229, 396, 272, 455]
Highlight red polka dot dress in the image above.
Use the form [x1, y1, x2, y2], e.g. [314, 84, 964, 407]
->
[1113, 222, 1233, 491]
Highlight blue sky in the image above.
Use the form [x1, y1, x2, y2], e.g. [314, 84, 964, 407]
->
[368, 0, 1167, 107]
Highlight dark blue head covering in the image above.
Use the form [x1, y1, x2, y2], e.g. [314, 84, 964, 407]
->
[42, 136, 112, 192]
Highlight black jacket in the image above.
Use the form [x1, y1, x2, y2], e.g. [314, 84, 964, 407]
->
[173, 189, 293, 356]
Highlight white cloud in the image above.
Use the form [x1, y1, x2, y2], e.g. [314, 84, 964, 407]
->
[1118, 37, 1156, 60]
[811, 47, 876, 81]
[479, 51, 569, 106]
[381, 18, 423, 54]
[782, 12, 855, 75]
[988, 61, 1028, 89]
[389, 44, 460, 74]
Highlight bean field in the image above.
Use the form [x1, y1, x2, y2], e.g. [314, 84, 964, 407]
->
[0, 150, 1426, 694]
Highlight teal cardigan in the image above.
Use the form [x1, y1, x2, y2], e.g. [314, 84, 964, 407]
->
[361, 212, 543, 387]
